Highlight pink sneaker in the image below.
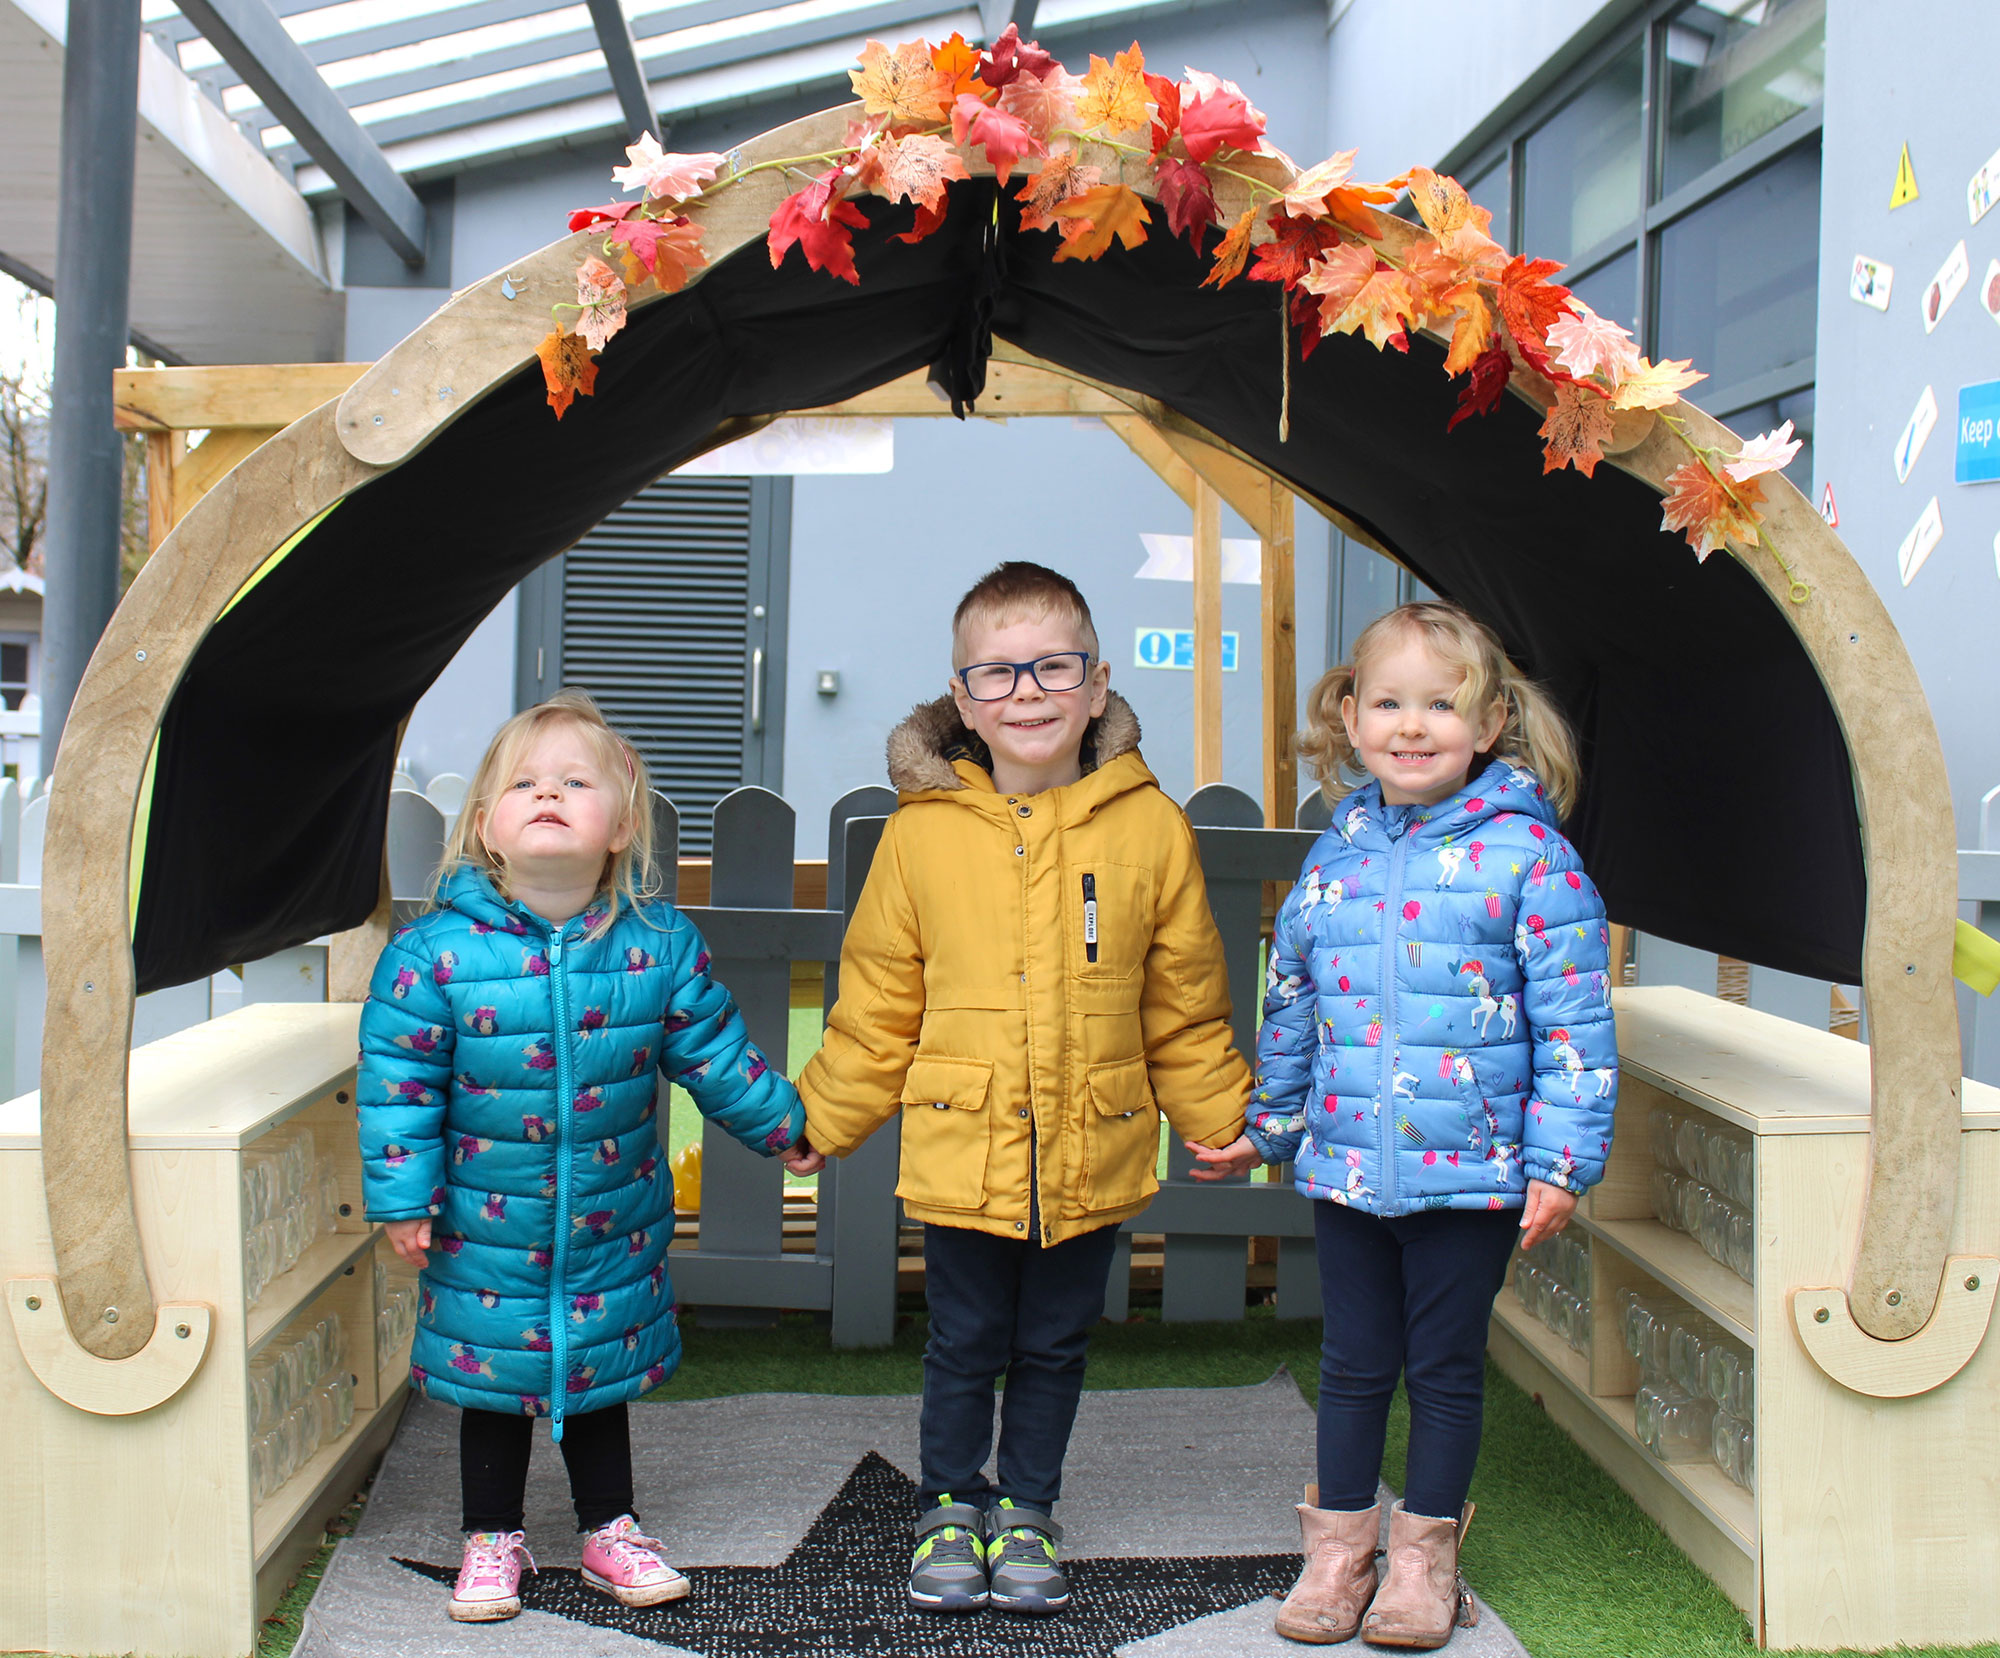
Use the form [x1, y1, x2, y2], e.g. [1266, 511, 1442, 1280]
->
[580, 1515, 689, 1607]
[448, 1530, 536, 1622]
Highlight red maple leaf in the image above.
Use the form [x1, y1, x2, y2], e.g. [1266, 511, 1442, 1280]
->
[976, 23, 1055, 89]
[768, 168, 870, 284]
[1495, 255, 1576, 380]
[609, 215, 706, 292]
[569, 200, 643, 233]
[951, 93, 1044, 185]
[1289, 285, 1323, 360]
[1179, 81, 1264, 162]
[1153, 155, 1218, 248]
[1446, 344, 1513, 432]
[1249, 213, 1339, 290]
[1143, 72, 1181, 154]
[891, 197, 948, 244]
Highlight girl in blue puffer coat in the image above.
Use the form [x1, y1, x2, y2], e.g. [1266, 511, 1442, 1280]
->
[358, 691, 813, 1625]
[1191, 601, 1615, 1650]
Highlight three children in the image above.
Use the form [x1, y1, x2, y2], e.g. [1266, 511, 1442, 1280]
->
[357, 580, 1612, 1650]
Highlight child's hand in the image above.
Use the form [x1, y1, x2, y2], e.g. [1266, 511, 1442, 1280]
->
[1185, 1134, 1262, 1181]
[384, 1217, 432, 1268]
[1519, 1180, 1577, 1249]
[781, 1136, 826, 1177]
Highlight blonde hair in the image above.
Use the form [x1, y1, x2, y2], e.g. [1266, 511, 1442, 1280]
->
[1298, 600, 1581, 818]
[435, 688, 657, 934]
[951, 561, 1100, 670]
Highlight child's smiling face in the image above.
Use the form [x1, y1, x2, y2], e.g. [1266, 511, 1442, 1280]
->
[1341, 630, 1504, 807]
[951, 611, 1110, 795]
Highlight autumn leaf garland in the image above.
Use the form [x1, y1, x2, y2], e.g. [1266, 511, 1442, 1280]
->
[537, 28, 1806, 591]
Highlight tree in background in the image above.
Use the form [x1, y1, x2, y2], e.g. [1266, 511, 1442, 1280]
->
[0, 364, 46, 574]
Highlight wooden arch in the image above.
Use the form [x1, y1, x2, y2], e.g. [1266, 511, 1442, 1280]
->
[22, 105, 1983, 1404]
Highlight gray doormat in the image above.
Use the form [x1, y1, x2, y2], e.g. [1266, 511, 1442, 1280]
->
[295, 1374, 1526, 1658]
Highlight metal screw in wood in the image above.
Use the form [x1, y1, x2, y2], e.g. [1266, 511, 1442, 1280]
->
[1815, 1307, 1831, 1323]
[174, 1323, 190, 1339]
[25, 1296, 40, 1311]
[1887, 1290, 1903, 1306]
[103, 1308, 118, 1323]
[1970, 1276, 1984, 1292]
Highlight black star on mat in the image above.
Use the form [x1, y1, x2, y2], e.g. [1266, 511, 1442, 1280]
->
[398, 1451, 1296, 1657]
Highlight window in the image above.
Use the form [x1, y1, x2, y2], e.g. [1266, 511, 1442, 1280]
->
[1662, 0, 1825, 197]
[1521, 42, 1643, 264]
[0, 642, 28, 712]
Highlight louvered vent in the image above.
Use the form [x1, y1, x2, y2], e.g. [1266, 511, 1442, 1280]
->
[561, 477, 752, 855]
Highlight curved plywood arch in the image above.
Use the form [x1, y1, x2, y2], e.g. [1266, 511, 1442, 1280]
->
[32, 101, 1965, 1400]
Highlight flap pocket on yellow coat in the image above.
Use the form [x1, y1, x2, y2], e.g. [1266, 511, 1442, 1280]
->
[897, 1056, 995, 1211]
[1083, 1057, 1159, 1212]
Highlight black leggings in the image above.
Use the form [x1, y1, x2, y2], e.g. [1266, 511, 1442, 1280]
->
[460, 1403, 635, 1534]
[1313, 1200, 1520, 1518]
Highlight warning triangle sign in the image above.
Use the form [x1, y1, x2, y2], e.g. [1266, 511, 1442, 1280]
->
[1820, 482, 1838, 527]
[1891, 143, 1920, 209]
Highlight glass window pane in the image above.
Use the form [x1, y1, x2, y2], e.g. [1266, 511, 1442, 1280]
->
[1466, 157, 1510, 251]
[1718, 387, 1815, 487]
[1663, 0, 1826, 197]
[1522, 42, 1643, 262]
[1656, 144, 1820, 395]
[1568, 247, 1638, 333]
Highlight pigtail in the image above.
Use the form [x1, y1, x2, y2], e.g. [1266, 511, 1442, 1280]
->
[1295, 662, 1364, 806]
[1494, 668, 1580, 819]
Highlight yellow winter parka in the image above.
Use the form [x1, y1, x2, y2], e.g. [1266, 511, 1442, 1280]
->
[799, 692, 1250, 1245]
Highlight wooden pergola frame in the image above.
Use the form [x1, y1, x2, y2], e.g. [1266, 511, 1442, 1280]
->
[14, 101, 1992, 1419]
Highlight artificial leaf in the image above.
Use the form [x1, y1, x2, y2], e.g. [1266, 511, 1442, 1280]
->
[999, 67, 1082, 141]
[1404, 165, 1488, 241]
[1723, 419, 1803, 482]
[1153, 155, 1218, 248]
[1538, 382, 1617, 478]
[1050, 182, 1151, 261]
[1546, 303, 1641, 383]
[1143, 72, 1181, 153]
[1609, 354, 1704, 411]
[574, 255, 627, 350]
[1074, 43, 1152, 138]
[536, 329, 597, 419]
[768, 168, 871, 284]
[1178, 69, 1266, 162]
[1299, 239, 1375, 320]
[1661, 459, 1765, 561]
[1201, 203, 1258, 288]
[891, 197, 949, 243]
[931, 33, 989, 104]
[1250, 212, 1341, 289]
[1327, 260, 1421, 351]
[860, 130, 969, 212]
[569, 199, 643, 232]
[1015, 149, 1100, 232]
[1288, 284, 1324, 359]
[610, 215, 707, 292]
[1495, 255, 1575, 379]
[951, 93, 1044, 185]
[1320, 172, 1405, 237]
[850, 38, 953, 125]
[609, 135, 727, 202]
[1442, 288, 1494, 377]
[1282, 149, 1358, 218]
[977, 23, 1055, 89]
[1446, 343, 1513, 432]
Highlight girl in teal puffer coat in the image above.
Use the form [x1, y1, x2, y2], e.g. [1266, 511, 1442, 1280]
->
[1191, 602, 1615, 1651]
[358, 691, 813, 1625]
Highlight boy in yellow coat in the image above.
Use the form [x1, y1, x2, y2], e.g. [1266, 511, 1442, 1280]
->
[795, 562, 1251, 1616]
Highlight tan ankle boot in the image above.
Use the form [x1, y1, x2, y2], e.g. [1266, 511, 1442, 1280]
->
[1360, 1501, 1477, 1649]
[1273, 1484, 1381, 1645]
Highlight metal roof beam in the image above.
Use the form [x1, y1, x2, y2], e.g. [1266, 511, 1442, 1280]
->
[586, 0, 655, 140]
[173, 0, 429, 264]
[977, 0, 1036, 42]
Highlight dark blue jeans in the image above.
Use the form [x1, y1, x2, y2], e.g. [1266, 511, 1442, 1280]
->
[918, 1221, 1120, 1513]
[1313, 1199, 1520, 1518]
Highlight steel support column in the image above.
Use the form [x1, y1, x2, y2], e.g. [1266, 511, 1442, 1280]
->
[42, 0, 142, 777]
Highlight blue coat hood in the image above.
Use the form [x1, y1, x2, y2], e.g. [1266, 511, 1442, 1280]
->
[1247, 759, 1617, 1215]
[356, 865, 802, 1426]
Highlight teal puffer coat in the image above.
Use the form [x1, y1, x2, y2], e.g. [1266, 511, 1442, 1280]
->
[357, 865, 802, 1430]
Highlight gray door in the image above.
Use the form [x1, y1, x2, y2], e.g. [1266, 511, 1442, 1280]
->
[515, 475, 791, 855]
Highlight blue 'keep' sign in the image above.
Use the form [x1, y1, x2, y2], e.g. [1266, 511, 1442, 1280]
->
[1958, 380, 2000, 485]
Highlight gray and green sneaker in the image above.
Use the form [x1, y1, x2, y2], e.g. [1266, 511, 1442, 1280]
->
[986, 1499, 1068, 1615]
[909, 1499, 989, 1613]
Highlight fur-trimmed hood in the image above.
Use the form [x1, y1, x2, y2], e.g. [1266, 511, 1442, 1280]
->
[885, 691, 1142, 793]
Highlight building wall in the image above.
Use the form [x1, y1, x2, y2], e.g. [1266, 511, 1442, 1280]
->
[1815, 3, 2000, 837]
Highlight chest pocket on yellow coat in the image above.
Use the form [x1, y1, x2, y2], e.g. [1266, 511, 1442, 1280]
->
[897, 1055, 993, 1211]
[1071, 863, 1155, 981]
[1084, 1056, 1160, 1210]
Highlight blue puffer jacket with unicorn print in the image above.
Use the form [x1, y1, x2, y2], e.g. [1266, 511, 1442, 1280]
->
[357, 864, 802, 1429]
[1246, 757, 1616, 1215]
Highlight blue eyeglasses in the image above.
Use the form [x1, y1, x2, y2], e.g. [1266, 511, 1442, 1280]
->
[958, 652, 1094, 701]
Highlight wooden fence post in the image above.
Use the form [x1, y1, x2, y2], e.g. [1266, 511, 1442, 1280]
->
[1192, 477, 1223, 788]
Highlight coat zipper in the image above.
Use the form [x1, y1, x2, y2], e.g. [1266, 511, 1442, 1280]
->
[547, 923, 574, 1440]
[1377, 829, 1412, 1211]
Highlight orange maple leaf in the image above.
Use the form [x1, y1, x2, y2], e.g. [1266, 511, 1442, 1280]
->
[1661, 460, 1765, 561]
[1443, 287, 1494, 376]
[1050, 182, 1151, 261]
[857, 130, 969, 213]
[1328, 262, 1422, 351]
[1074, 43, 1152, 138]
[1495, 255, 1575, 380]
[850, 38, 952, 125]
[1538, 382, 1617, 478]
[930, 32, 991, 104]
[1299, 240, 1375, 320]
[1201, 204, 1259, 288]
[536, 329, 598, 419]
[1321, 172, 1406, 237]
[1405, 166, 1489, 242]
[1016, 150, 1100, 233]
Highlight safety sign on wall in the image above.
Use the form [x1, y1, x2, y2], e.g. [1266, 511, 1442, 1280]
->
[1134, 628, 1240, 670]
[1958, 379, 2000, 486]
